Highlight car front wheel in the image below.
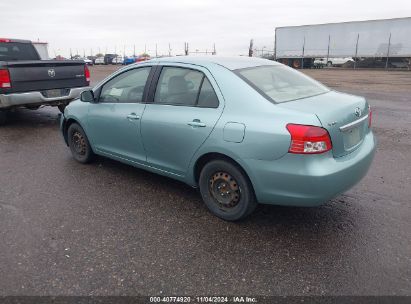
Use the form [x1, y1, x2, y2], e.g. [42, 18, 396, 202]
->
[67, 123, 94, 163]
[199, 160, 257, 221]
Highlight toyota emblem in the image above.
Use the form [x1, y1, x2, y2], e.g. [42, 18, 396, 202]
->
[354, 107, 362, 117]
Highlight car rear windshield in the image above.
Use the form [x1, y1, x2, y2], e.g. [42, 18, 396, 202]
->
[0, 42, 40, 61]
[236, 65, 329, 103]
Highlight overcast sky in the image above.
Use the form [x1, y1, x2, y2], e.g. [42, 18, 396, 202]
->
[1, 0, 410, 57]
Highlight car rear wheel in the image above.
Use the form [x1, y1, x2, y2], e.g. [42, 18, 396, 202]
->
[67, 123, 94, 163]
[0, 111, 7, 126]
[327, 61, 333, 67]
[199, 160, 257, 221]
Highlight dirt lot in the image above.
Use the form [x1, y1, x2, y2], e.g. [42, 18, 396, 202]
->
[0, 65, 410, 296]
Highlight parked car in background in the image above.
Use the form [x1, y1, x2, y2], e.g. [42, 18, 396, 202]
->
[314, 57, 354, 67]
[112, 56, 124, 65]
[83, 58, 93, 66]
[135, 55, 150, 62]
[74, 57, 93, 66]
[60, 56, 375, 221]
[104, 54, 117, 65]
[123, 56, 137, 65]
[0, 38, 90, 125]
[94, 57, 104, 65]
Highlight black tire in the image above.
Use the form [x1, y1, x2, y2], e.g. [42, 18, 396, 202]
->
[292, 59, 301, 69]
[58, 104, 67, 113]
[0, 111, 7, 126]
[199, 160, 257, 221]
[327, 61, 333, 67]
[67, 123, 94, 163]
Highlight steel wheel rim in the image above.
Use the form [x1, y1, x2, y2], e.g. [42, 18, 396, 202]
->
[209, 171, 241, 210]
[72, 131, 86, 156]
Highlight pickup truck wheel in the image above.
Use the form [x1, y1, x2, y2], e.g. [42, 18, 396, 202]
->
[0, 111, 7, 126]
[327, 61, 333, 67]
[68, 123, 94, 163]
[199, 160, 257, 221]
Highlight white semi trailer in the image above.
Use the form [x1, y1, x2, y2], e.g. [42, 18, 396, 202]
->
[275, 17, 411, 68]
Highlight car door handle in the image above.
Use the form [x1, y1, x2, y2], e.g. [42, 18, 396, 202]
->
[126, 113, 140, 121]
[187, 120, 206, 128]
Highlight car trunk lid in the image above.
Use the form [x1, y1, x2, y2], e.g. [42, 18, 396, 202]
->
[278, 91, 369, 158]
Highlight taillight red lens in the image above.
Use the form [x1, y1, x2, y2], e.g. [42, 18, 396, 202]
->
[0, 69, 11, 88]
[0, 38, 11, 43]
[84, 65, 90, 84]
[368, 105, 372, 128]
[286, 124, 332, 154]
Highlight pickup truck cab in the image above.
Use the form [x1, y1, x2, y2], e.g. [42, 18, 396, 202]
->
[0, 38, 91, 125]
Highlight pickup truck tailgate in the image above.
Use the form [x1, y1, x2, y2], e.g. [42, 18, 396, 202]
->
[6, 60, 88, 93]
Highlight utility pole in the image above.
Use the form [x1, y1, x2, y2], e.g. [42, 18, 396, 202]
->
[301, 37, 305, 69]
[326, 35, 331, 65]
[184, 42, 189, 55]
[133, 45, 136, 57]
[354, 33, 359, 69]
[155, 44, 158, 57]
[385, 33, 392, 69]
[168, 43, 171, 56]
[213, 43, 216, 55]
[248, 39, 254, 57]
[70, 48, 72, 59]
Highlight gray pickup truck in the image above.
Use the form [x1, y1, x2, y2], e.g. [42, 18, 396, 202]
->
[0, 38, 91, 125]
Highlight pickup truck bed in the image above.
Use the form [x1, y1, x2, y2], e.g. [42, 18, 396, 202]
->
[0, 38, 90, 125]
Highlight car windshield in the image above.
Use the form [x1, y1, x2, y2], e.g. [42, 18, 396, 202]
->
[236, 65, 330, 103]
[0, 42, 40, 61]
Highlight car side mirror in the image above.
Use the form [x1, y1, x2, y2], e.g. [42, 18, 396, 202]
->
[80, 90, 94, 103]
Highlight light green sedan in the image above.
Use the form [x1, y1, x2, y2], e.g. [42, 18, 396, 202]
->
[61, 56, 376, 221]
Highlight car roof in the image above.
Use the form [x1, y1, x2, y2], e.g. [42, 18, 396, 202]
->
[151, 56, 280, 70]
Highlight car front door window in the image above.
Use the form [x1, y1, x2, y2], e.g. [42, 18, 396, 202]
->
[99, 67, 151, 103]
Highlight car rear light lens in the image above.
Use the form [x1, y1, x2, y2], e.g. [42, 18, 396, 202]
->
[286, 124, 332, 154]
[0, 38, 11, 43]
[368, 105, 372, 128]
[0, 69, 11, 88]
[84, 65, 90, 84]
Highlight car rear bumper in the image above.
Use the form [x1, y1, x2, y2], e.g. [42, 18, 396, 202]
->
[0, 87, 91, 109]
[243, 131, 376, 206]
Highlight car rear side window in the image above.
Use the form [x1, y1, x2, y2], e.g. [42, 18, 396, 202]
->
[197, 77, 219, 108]
[0, 42, 40, 61]
[154, 67, 219, 108]
[99, 67, 151, 103]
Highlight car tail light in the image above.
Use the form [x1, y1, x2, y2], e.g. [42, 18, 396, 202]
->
[0, 38, 11, 43]
[368, 105, 372, 128]
[0, 69, 11, 88]
[286, 124, 332, 154]
[84, 65, 90, 84]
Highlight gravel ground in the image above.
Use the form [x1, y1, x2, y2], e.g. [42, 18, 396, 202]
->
[0, 65, 410, 296]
